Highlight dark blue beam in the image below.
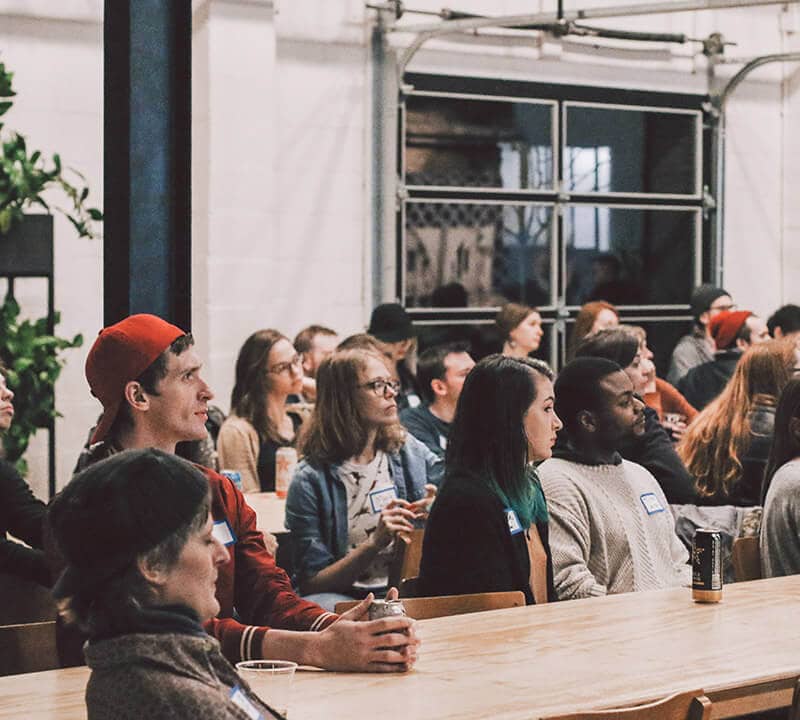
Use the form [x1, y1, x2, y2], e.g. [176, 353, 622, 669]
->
[104, 0, 192, 328]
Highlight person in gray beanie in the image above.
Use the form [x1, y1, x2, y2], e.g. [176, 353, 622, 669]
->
[49, 448, 279, 719]
[666, 284, 734, 385]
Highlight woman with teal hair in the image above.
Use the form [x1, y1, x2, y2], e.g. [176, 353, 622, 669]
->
[418, 355, 561, 604]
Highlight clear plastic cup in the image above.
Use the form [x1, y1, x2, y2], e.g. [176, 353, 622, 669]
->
[235, 660, 297, 717]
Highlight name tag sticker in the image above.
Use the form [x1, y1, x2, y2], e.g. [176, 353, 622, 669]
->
[438, 434, 448, 451]
[369, 487, 398, 514]
[212, 519, 237, 546]
[640, 493, 665, 515]
[505, 508, 523, 535]
[229, 685, 263, 720]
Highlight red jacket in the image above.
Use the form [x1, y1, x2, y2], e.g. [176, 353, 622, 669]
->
[200, 466, 336, 661]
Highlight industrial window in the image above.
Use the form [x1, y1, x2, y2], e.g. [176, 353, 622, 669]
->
[398, 73, 711, 371]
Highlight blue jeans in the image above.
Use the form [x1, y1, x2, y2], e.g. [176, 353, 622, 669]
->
[302, 592, 358, 613]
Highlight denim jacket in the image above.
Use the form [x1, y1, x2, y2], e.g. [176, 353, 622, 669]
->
[285, 435, 443, 587]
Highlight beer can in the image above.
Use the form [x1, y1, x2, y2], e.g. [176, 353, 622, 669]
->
[692, 528, 723, 603]
[368, 599, 407, 622]
[220, 469, 243, 491]
[275, 447, 298, 499]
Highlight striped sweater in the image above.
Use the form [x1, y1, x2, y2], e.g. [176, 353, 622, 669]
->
[538, 457, 691, 600]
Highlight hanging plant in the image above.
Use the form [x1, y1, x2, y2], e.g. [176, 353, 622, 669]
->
[0, 57, 99, 476]
[0, 58, 102, 237]
[0, 297, 83, 475]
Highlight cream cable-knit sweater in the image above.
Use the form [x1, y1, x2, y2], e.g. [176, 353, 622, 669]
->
[539, 457, 691, 600]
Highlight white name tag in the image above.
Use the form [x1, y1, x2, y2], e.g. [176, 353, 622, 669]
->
[229, 685, 263, 720]
[505, 508, 523, 535]
[640, 492, 665, 515]
[369, 487, 398, 514]
[438, 434, 447, 451]
[212, 519, 236, 546]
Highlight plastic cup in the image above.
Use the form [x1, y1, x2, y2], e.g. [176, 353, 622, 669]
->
[235, 660, 297, 717]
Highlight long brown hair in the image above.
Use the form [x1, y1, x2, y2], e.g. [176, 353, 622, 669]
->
[299, 349, 406, 466]
[230, 329, 290, 443]
[568, 301, 618, 360]
[677, 339, 795, 500]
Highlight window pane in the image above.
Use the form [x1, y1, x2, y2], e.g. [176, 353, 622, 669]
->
[405, 202, 554, 308]
[564, 206, 697, 306]
[405, 94, 555, 190]
[564, 104, 698, 196]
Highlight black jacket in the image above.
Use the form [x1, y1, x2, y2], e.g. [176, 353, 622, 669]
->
[619, 406, 698, 505]
[418, 471, 555, 604]
[677, 350, 741, 410]
[0, 458, 49, 586]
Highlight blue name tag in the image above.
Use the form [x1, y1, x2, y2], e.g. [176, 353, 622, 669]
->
[229, 685, 263, 720]
[640, 492, 665, 515]
[212, 519, 237, 546]
[368, 486, 397, 514]
[505, 508, 523, 535]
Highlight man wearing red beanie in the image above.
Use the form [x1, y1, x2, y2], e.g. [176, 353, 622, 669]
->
[58, 314, 418, 673]
[677, 310, 769, 409]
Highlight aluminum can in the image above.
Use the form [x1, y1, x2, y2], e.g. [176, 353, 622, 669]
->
[275, 447, 298, 499]
[368, 599, 407, 622]
[220, 469, 243, 491]
[692, 528, 723, 603]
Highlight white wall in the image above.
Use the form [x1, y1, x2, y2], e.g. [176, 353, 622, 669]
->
[0, 0, 797, 495]
[0, 2, 103, 498]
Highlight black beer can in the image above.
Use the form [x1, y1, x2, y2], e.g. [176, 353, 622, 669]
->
[692, 528, 723, 603]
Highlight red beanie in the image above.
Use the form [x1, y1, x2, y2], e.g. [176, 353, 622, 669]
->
[709, 310, 752, 351]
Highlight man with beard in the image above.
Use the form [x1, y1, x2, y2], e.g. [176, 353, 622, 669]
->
[538, 357, 690, 600]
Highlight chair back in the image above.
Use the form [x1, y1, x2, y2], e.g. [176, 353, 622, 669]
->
[335, 590, 525, 620]
[399, 576, 419, 598]
[0, 621, 59, 676]
[387, 528, 424, 590]
[731, 536, 762, 582]
[0, 572, 56, 625]
[789, 676, 800, 720]
[543, 689, 712, 720]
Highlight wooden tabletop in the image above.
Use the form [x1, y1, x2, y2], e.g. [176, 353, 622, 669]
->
[244, 492, 287, 536]
[2, 575, 798, 719]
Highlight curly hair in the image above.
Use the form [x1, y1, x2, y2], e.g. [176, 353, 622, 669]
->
[677, 339, 796, 500]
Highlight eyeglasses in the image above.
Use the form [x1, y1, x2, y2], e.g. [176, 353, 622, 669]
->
[269, 354, 302, 375]
[360, 379, 401, 398]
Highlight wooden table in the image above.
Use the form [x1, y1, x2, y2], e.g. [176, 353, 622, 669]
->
[245, 492, 287, 536]
[2, 576, 798, 719]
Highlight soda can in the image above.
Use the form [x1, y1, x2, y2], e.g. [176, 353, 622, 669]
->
[220, 469, 243, 491]
[692, 528, 723, 603]
[368, 599, 407, 622]
[275, 447, 298, 499]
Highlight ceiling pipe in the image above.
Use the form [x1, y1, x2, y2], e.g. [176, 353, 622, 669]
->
[392, 0, 800, 83]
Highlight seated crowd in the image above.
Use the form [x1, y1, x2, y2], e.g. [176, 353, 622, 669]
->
[2, 291, 800, 716]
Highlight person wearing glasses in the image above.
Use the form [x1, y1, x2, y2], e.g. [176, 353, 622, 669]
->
[218, 329, 306, 493]
[667, 284, 735, 386]
[286, 348, 442, 611]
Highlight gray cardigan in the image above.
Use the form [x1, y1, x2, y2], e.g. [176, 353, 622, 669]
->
[84, 632, 274, 719]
